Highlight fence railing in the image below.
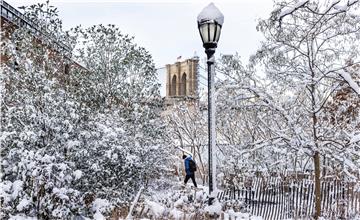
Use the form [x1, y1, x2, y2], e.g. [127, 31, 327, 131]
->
[218, 177, 360, 219]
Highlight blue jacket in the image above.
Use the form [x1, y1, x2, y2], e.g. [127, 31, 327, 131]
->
[184, 156, 193, 175]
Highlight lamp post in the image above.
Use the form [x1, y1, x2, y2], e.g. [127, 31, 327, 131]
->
[197, 3, 224, 205]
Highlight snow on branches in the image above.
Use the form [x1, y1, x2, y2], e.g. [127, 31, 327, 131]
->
[1, 2, 168, 219]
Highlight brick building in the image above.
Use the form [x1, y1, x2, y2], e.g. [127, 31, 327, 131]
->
[0, 0, 83, 76]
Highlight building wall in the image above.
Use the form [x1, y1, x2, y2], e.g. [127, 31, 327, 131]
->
[165, 58, 199, 99]
[0, 0, 86, 83]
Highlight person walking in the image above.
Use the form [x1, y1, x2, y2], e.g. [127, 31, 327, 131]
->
[183, 154, 197, 188]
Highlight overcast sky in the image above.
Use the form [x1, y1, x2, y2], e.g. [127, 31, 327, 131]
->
[7, 0, 274, 67]
[6, 0, 274, 95]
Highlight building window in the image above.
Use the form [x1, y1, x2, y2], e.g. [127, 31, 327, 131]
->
[181, 73, 187, 96]
[8, 12, 13, 20]
[171, 75, 177, 96]
[1, 7, 7, 17]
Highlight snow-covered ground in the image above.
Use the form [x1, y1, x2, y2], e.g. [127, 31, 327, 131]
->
[130, 178, 265, 220]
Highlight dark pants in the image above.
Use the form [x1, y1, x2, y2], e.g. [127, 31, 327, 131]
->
[184, 173, 197, 187]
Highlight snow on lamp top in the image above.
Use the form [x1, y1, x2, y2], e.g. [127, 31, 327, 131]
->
[197, 3, 224, 26]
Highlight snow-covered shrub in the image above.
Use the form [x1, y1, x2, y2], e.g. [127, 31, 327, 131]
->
[66, 24, 169, 214]
[0, 149, 81, 219]
[1, 4, 83, 216]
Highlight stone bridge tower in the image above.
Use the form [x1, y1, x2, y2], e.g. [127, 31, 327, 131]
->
[165, 56, 199, 105]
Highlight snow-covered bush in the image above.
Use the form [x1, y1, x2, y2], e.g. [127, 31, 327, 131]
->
[66, 24, 168, 213]
[1, 3, 83, 217]
[1, 2, 169, 219]
[1, 149, 81, 219]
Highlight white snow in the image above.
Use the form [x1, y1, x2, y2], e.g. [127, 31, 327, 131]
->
[173, 195, 188, 208]
[331, 0, 358, 11]
[204, 199, 222, 216]
[67, 140, 80, 148]
[177, 146, 193, 157]
[16, 198, 31, 211]
[12, 180, 23, 199]
[93, 211, 105, 220]
[126, 186, 144, 219]
[1, 180, 12, 193]
[91, 199, 108, 220]
[9, 215, 37, 220]
[52, 188, 69, 200]
[334, 4, 348, 11]
[197, 3, 224, 25]
[169, 208, 182, 219]
[41, 155, 55, 163]
[145, 200, 165, 217]
[112, 153, 118, 160]
[58, 163, 67, 171]
[338, 70, 360, 94]
[278, 8, 294, 18]
[350, 134, 360, 144]
[278, 0, 309, 19]
[90, 163, 100, 171]
[73, 170, 83, 180]
[224, 210, 264, 220]
[92, 198, 110, 213]
[294, 0, 309, 8]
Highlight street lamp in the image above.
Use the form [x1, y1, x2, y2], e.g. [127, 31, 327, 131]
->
[197, 3, 224, 205]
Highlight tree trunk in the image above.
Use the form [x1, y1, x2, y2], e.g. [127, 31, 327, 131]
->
[310, 71, 321, 219]
[314, 151, 321, 219]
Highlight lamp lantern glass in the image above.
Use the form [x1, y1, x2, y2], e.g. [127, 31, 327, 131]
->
[197, 3, 224, 49]
[198, 21, 222, 48]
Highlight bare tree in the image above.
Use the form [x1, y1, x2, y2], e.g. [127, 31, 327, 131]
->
[165, 103, 208, 184]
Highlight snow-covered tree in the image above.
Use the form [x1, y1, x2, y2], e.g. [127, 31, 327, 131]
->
[254, 0, 360, 218]
[215, 54, 303, 185]
[321, 63, 360, 177]
[66, 24, 169, 213]
[1, 2, 169, 218]
[165, 103, 208, 183]
[1, 2, 82, 218]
